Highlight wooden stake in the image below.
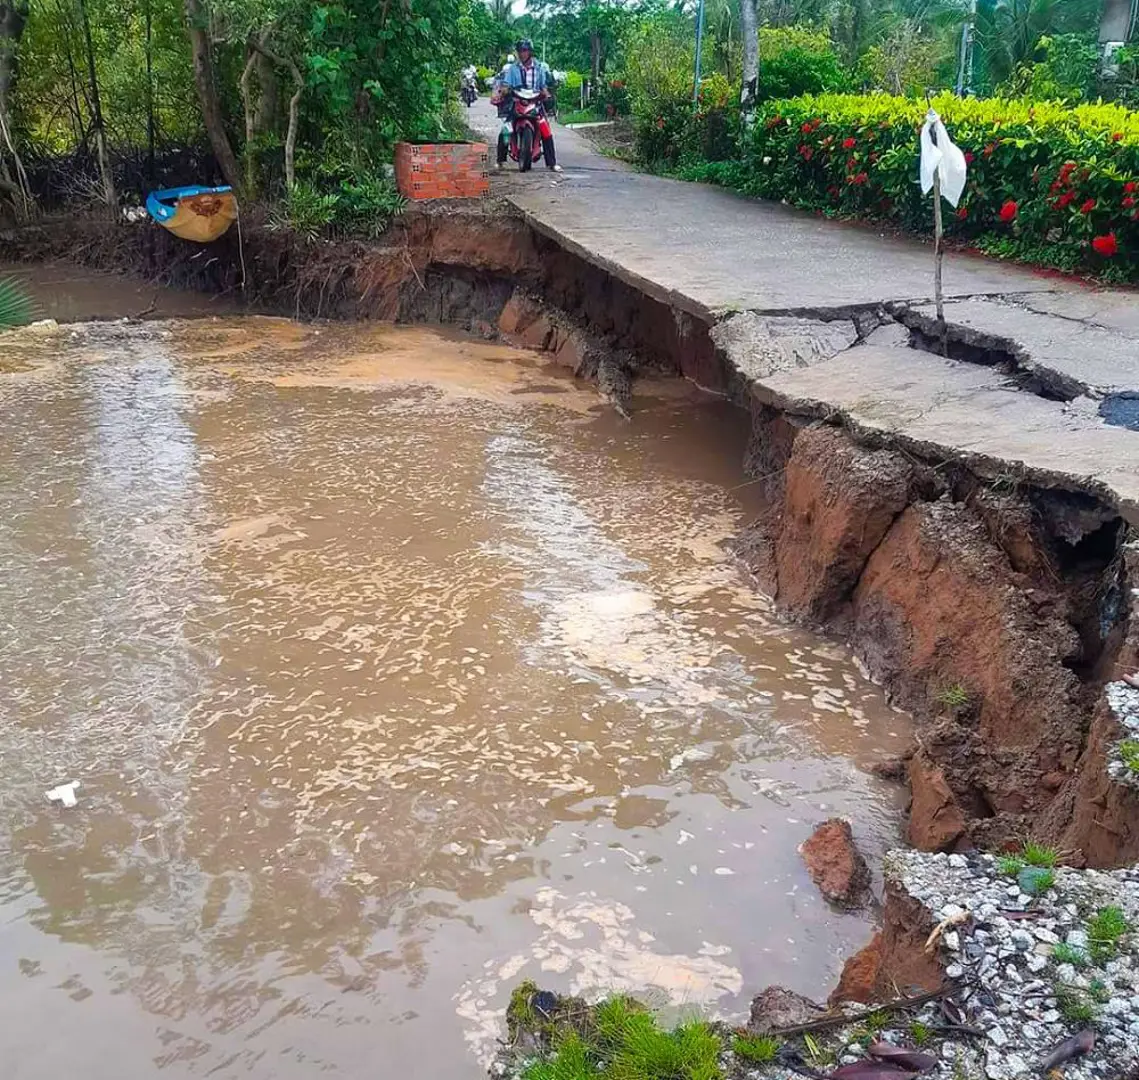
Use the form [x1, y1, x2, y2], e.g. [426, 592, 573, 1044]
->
[932, 158, 945, 326]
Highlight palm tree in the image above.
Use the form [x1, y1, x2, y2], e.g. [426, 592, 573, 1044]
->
[0, 278, 32, 328]
[974, 0, 1102, 86]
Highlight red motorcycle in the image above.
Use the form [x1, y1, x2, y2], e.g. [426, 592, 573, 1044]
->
[507, 88, 553, 172]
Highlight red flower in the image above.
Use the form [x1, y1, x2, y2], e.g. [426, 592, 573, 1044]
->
[964, 151, 975, 164]
[1092, 233, 1118, 257]
[846, 156, 858, 170]
[1113, 132, 1123, 142]
[998, 200, 1018, 223]
[1055, 191, 1076, 209]
[1125, 181, 1138, 193]
[842, 137, 856, 149]
[827, 185, 840, 197]
[848, 172, 868, 186]
[1124, 197, 1136, 209]
[1080, 198, 1097, 214]
[801, 122, 813, 134]
[799, 144, 814, 161]
[983, 142, 998, 157]
[956, 206, 969, 220]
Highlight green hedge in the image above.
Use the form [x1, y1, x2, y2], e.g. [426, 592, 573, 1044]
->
[679, 92, 1139, 281]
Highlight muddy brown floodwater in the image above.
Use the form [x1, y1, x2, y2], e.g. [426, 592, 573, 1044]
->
[0, 313, 912, 1080]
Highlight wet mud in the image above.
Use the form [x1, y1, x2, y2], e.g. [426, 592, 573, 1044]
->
[0, 317, 911, 1079]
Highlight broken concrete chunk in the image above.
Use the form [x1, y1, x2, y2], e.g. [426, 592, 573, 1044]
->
[711, 311, 857, 383]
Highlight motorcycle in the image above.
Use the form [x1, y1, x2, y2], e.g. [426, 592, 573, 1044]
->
[460, 75, 478, 107]
[507, 88, 551, 172]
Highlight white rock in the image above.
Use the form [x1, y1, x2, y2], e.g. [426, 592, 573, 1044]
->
[1026, 953, 1048, 973]
[944, 931, 959, 951]
[987, 1025, 1008, 1047]
[948, 854, 968, 868]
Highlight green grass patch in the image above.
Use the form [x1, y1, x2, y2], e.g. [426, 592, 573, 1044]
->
[1055, 985, 1098, 1025]
[1051, 942, 1089, 968]
[1021, 842, 1059, 868]
[1087, 905, 1131, 963]
[559, 108, 606, 126]
[521, 994, 723, 1080]
[908, 1020, 932, 1047]
[1119, 739, 1139, 773]
[996, 855, 1025, 877]
[935, 684, 970, 710]
[732, 1033, 780, 1064]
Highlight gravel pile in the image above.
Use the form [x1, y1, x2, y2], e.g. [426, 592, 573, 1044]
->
[887, 849, 1139, 1080]
[1106, 681, 1139, 788]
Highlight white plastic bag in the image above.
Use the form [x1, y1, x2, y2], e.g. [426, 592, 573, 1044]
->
[46, 780, 80, 808]
[919, 109, 967, 208]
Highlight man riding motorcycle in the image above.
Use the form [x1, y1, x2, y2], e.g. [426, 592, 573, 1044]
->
[492, 39, 561, 172]
[460, 64, 479, 106]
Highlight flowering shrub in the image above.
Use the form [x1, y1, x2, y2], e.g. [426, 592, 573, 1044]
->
[680, 92, 1139, 281]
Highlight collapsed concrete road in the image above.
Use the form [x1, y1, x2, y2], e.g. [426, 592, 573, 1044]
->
[468, 98, 1139, 868]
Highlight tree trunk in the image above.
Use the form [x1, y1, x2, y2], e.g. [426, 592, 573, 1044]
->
[0, 1, 30, 215]
[240, 45, 259, 195]
[145, 0, 155, 186]
[0, 1, 28, 123]
[282, 57, 301, 191]
[589, 30, 600, 82]
[740, 0, 759, 125]
[252, 50, 279, 132]
[77, 0, 115, 205]
[184, 0, 240, 190]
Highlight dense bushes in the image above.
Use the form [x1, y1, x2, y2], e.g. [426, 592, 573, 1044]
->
[679, 92, 1139, 281]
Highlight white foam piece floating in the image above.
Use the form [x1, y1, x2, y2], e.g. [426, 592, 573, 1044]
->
[45, 780, 80, 808]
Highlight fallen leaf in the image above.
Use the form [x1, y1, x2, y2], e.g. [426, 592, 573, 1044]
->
[867, 1042, 937, 1073]
[829, 1064, 917, 1080]
[1040, 1029, 1094, 1072]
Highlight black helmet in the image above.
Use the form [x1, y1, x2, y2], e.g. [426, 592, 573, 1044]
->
[516, 38, 533, 53]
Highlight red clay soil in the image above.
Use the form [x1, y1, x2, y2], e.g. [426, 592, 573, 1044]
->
[830, 879, 944, 1005]
[738, 400, 1136, 865]
[800, 818, 871, 908]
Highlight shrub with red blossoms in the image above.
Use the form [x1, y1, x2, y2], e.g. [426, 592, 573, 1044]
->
[999, 200, 1018, 222]
[1092, 233, 1119, 256]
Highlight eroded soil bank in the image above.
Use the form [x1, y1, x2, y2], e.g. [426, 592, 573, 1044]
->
[3, 207, 1138, 873]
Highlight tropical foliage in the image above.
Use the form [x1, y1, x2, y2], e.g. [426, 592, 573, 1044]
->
[678, 92, 1139, 279]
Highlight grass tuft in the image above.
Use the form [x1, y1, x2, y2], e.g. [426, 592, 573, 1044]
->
[522, 1034, 599, 1080]
[908, 1020, 932, 1047]
[996, 855, 1025, 877]
[1051, 942, 1088, 968]
[1087, 905, 1131, 963]
[936, 684, 970, 710]
[732, 1033, 780, 1064]
[1055, 985, 1098, 1025]
[1021, 842, 1059, 868]
[1119, 739, 1139, 774]
[524, 995, 723, 1080]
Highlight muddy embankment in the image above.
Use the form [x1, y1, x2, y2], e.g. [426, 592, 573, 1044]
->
[4, 207, 1138, 879]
